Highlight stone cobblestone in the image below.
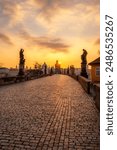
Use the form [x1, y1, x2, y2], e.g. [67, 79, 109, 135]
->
[0, 75, 99, 150]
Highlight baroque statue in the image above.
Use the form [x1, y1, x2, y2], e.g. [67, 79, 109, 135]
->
[18, 49, 25, 76]
[80, 49, 88, 78]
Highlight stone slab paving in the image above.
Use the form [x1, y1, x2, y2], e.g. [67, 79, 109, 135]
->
[0, 75, 100, 150]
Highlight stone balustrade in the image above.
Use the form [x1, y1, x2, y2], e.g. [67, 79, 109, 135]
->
[70, 74, 100, 110]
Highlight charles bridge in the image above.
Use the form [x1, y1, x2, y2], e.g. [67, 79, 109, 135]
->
[0, 74, 99, 150]
[0, 49, 100, 149]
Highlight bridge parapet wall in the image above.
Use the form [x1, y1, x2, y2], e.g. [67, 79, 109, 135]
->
[0, 74, 51, 86]
[70, 74, 100, 110]
[93, 84, 100, 110]
[0, 77, 16, 85]
[78, 75, 91, 94]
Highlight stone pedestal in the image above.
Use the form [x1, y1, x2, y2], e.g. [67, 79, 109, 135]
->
[80, 63, 88, 78]
[18, 64, 25, 76]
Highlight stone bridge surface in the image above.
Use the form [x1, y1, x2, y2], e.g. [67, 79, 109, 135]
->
[0, 75, 99, 150]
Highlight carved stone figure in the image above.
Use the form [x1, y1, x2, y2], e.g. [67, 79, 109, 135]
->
[80, 49, 88, 78]
[70, 65, 75, 76]
[42, 62, 47, 75]
[67, 66, 70, 75]
[81, 49, 87, 64]
[18, 49, 25, 76]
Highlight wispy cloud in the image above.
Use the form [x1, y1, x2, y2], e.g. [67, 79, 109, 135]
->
[33, 0, 99, 21]
[2, 0, 98, 28]
[0, 33, 13, 45]
[34, 0, 99, 40]
[0, 0, 26, 27]
[20, 30, 69, 53]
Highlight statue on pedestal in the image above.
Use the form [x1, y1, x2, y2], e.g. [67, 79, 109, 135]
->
[50, 67, 53, 75]
[18, 49, 25, 76]
[80, 49, 88, 78]
[42, 62, 47, 75]
[70, 65, 75, 76]
[67, 66, 70, 75]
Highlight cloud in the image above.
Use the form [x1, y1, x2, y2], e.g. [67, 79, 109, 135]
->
[37, 37, 69, 52]
[0, 0, 26, 27]
[0, 33, 13, 45]
[19, 30, 69, 53]
[94, 38, 100, 45]
[0, 0, 99, 25]
[34, 0, 99, 40]
[33, 0, 99, 21]
[0, 1, 16, 16]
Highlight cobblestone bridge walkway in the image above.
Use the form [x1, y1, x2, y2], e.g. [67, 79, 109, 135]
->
[0, 75, 99, 150]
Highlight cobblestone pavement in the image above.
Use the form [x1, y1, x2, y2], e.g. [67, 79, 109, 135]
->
[0, 75, 100, 150]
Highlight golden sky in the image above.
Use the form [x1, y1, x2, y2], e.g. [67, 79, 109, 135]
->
[0, 0, 100, 68]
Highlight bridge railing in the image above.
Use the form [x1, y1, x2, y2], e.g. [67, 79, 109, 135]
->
[69, 74, 100, 110]
[0, 73, 52, 86]
[78, 76, 91, 94]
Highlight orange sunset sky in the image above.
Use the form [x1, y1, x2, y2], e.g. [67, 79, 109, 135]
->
[0, 0, 100, 68]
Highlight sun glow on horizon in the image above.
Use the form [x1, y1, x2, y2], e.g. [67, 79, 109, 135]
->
[0, 0, 100, 68]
